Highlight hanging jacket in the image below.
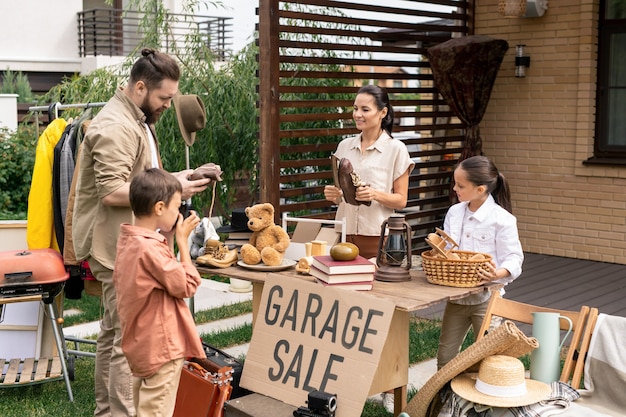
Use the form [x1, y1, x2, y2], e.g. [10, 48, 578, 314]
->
[27, 118, 68, 251]
[52, 122, 73, 253]
[53, 110, 92, 255]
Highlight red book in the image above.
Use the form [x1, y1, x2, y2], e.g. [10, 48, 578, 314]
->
[309, 265, 374, 284]
[311, 255, 376, 275]
[315, 278, 373, 291]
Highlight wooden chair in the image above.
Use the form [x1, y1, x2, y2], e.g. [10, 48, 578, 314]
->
[477, 291, 599, 389]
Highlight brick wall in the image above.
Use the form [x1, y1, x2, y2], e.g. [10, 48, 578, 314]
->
[474, 0, 626, 264]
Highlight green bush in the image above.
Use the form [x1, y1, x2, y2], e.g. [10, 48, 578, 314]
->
[0, 125, 37, 219]
[0, 69, 34, 103]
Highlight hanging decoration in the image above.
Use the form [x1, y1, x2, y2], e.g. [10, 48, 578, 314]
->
[427, 35, 509, 160]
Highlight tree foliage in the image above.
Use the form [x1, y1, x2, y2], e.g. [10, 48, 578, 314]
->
[0, 125, 37, 219]
[0, 69, 34, 103]
[0, 0, 258, 219]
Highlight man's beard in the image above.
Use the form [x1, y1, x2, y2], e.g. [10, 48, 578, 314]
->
[140, 95, 162, 124]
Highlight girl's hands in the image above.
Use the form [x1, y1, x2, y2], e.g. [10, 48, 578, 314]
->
[478, 260, 498, 282]
[478, 261, 511, 283]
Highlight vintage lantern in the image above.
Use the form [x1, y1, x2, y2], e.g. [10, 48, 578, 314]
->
[374, 214, 412, 282]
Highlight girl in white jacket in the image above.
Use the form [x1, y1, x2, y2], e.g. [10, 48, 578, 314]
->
[436, 155, 524, 369]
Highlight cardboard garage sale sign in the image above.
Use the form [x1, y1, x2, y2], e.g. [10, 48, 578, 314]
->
[240, 274, 396, 417]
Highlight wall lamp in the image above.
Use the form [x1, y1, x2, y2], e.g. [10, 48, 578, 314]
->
[515, 45, 531, 78]
[499, 0, 548, 18]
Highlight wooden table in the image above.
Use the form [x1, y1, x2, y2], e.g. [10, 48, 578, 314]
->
[197, 264, 496, 416]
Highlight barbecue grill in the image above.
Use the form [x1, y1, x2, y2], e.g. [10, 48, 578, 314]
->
[0, 248, 73, 401]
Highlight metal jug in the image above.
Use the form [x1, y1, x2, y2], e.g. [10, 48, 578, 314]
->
[530, 312, 573, 383]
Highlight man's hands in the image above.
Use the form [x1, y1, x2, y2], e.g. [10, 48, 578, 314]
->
[173, 169, 211, 200]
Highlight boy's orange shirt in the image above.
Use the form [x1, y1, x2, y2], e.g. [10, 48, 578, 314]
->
[113, 223, 204, 378]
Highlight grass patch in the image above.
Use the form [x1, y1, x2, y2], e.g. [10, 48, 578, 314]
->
[201, 323, 254, 349]
[408, 317, 475, 364]
[194, 300, 252, 324]
[0, 357, 97, 417]
[63, 296, 252, 328]
[62, 294, 102, 327]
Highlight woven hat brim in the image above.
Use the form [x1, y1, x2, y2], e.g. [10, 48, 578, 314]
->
[451, 373, 551, 407]
[403, 320, 539, 417]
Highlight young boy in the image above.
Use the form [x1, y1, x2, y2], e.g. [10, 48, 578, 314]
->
[113, 168, 205, 416]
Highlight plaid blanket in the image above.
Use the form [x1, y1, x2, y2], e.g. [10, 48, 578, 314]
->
[438, 381, 580, 417]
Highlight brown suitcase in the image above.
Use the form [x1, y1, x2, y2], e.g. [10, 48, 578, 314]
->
[173, 361, 234, 417]
[0, 248, 68, 302]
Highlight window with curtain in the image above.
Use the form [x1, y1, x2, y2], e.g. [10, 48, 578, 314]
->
[591, 0, 626, 161]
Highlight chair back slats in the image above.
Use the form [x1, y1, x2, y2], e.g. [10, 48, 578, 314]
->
[478, 291, 599, 389]
[565, 307, 598, 388]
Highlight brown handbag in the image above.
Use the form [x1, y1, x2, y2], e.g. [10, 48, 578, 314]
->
[173, 361, 234, 417]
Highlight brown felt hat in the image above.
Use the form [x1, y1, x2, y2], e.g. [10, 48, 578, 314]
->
[173, 93, 206, 146]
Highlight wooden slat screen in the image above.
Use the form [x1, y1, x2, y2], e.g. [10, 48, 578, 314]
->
[258, 0, 470, 250]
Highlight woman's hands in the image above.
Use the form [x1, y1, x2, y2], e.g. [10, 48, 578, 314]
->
[324, 184, 377, 204]
[324, 185, 343, 205]
[355, 185, 376, 203]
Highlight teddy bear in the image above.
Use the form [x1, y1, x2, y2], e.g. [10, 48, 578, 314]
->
[240, 203, 290, 266]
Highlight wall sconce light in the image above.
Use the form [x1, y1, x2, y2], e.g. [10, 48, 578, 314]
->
[499, 0, 548, 18]
[515, 45, 531, 78]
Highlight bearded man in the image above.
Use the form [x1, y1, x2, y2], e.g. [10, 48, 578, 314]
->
[72, 48, 210, 417]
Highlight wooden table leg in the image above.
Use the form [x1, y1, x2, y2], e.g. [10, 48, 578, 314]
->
[251, 282, 263, 327]
[368, 309, 409, 414]
[394, 385, 407, 416]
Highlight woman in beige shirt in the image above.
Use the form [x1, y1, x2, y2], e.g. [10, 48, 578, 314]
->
[324, 85, 414, 259]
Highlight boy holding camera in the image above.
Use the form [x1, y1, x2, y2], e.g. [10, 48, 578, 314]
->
[113, 168, 205, 416]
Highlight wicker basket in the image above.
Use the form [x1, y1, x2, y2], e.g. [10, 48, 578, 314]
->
[421, 249, 492, 288]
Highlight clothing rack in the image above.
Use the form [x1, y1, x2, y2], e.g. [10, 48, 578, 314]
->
[28, 102, 107, 138]
[28, 100, 202, 319]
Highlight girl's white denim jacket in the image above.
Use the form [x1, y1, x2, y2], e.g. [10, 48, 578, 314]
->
[443, 194, 524, 305]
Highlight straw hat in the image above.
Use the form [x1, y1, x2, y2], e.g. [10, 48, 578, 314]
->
[172, 93, 206, 146]
[403, 320, 539, 417]
[451, 355, 551, 407]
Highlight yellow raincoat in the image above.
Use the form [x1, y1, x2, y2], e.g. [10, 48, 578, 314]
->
[26, 118, 68, 251]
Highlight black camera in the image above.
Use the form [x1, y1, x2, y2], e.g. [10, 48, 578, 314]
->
[293, 390, 337, 417]
[179, 201, 193, 219]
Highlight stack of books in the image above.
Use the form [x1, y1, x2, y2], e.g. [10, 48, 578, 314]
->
[309, 255, 376, 291]
[224, 231, 253, 248]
